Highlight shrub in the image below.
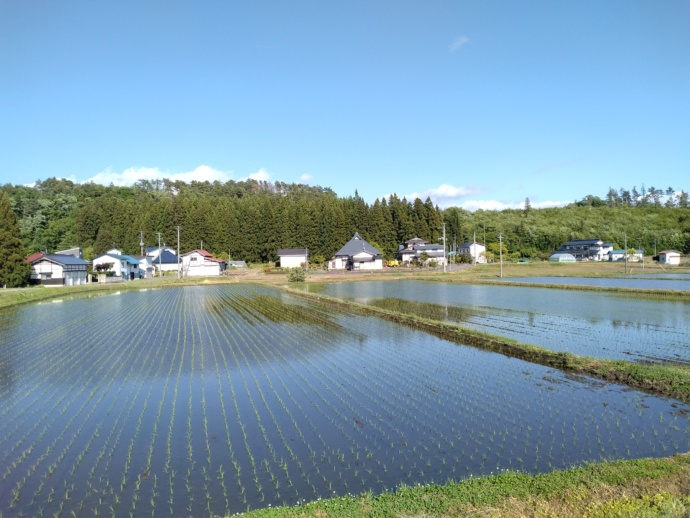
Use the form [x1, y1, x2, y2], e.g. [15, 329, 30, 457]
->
[287, 267, 306, 282]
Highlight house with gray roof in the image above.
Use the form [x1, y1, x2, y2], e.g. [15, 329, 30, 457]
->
[328, 232, 383, 271]
[552, 239, 613, 261]
[397, 236, 447, 266]
[29, 253, 91, 286]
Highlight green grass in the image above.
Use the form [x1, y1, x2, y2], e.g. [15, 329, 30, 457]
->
[225, 454, 690, 517]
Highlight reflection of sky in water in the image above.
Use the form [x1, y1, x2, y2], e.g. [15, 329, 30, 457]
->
[319, 281, 690, 363]
[1, 284, 689, 517]
[506, 276, 690, 290]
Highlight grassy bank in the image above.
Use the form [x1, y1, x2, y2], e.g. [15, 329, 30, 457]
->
[286, 289, 690, 403]
[227, 454, 690, 517]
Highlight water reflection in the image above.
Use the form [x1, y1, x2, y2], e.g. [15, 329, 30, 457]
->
[319, 281, 690, 364]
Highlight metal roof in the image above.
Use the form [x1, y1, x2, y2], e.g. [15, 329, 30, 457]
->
[278, 248, 308, 256]
[333, 232, 382, 258]
[42, 254, 91, 266]
[99, 253, 141, 265]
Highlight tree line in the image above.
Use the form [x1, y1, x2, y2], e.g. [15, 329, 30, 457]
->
[1, 178, 689, 286]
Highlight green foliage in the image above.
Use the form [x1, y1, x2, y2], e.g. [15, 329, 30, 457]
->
[287, 267, 306, 282]
[0, 192, 31, 287]
[2, 179, 690, 268]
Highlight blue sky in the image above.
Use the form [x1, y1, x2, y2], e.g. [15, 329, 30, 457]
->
[1, 1, 688, 210]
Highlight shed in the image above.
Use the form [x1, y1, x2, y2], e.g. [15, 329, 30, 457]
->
[658, 250, 681, 265]
[277, 248, 308, 269]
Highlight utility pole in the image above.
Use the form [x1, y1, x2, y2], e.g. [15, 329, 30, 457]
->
[157, 232, 162, 277]
[473, 231, 477, 266]
[442, 222, 447, 273]
[624, 232, 628, 274]
[499, 233, 503, 278]
[176, 226, 181, 279]
[140, 231, 145, 257]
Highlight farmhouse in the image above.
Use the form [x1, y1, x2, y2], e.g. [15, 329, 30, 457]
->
[277, 248, 308, 269]
[397, 237, 447, 266]
[552, 239, 613, 261]
[28, 253, 91, 286]
[657, 250, 681, 265]
[92, 250, 141, 280]
[180, 249, 226, 277]
[457, 241, 487, 264]
[329, 232, 383, 271]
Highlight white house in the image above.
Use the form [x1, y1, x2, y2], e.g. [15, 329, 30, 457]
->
[133, 255, 155, 278]
[29, 253, 91, 286]
[397, 237, 447, 266]
[92, 252, 141, 280]
[180, 249, 226, 277]
[658, 250, 681, 265]
[457, 241, 487, 264]
[553, 239, 613, 261]
[329, 232, 383, 271]
[277, 248, 308, 269]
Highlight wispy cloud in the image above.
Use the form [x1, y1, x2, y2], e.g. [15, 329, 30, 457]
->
[85, 165, 232, 186]
[448, 35, 469, 52]
[299, 173, 313, 182]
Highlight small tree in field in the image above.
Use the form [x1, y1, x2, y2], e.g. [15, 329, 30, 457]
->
[288, 267, 306, 282]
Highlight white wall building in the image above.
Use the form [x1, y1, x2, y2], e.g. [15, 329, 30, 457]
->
[180, 249, 226, 277]
[92, 253, 141, 280]
[457, 241, 487, 264]
[277, 248, 308, 269]
[29, 254, 90, 286]
[658, 250, 681, 265]
[329, 233, 383, 271]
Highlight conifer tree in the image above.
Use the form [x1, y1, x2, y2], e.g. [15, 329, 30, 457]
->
[0, 192, 31, 287]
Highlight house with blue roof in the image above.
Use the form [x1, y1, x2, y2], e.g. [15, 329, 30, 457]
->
[92, 248, 141, 280]
[146, 246, 180, 274]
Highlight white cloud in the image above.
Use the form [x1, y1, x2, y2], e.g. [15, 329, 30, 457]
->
[448, 35, 469, 52]
[85, 165, 232, 186]
[299, 173, 313, 182]
[404, 183, 478, 207]
[247, 168, 270, 182]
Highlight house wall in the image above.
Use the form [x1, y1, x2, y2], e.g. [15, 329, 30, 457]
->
[280, 255, 306, 268]
[659, 254, 681, 265]
[31, 260, 89, 285]
[328, 257, 347, 270]
[182, 252, 222, 276]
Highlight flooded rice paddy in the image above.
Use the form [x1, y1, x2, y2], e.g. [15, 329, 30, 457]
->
[309, 281, 690, 364]
[505, 276, 690, 290]
[1, 284, 689, 517]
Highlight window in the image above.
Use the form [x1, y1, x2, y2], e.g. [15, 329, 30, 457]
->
[41, 273, 52, 280]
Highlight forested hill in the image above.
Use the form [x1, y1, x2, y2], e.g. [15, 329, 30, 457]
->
[2, 178, 689, 263]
